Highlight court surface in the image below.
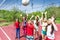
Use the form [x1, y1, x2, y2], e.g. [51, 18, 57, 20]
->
[0, 24, 60, 40]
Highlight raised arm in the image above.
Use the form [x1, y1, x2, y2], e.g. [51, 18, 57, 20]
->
[40, 12, 44, 26]
[40, 12, 44, 21]
[52, 21, 58, 31]
[44, 11, 47, 20]
[26, 14, 28, 19]
[30, 15, 34, 20]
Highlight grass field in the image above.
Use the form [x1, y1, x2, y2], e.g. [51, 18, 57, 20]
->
[55, 18, 60, 23]
[0, 22, 13, 26]
[56, 19, 60, 23]
[0, 19, 60, 27]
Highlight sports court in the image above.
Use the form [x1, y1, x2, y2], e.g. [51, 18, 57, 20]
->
[0, 24, 60, 40]
[0, 0, 60, 40]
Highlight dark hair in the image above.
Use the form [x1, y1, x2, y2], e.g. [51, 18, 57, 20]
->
[24, 16, 27, 21]
[51, 25, 54, 34]
[46, 24, 54, 34]
[36, 18, 39, 26]
[42, 14, 45, 20]
[45, 25, 48, 32]
[43, 14, 45, 18]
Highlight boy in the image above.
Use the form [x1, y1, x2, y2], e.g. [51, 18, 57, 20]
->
[14, 18, 20, 40]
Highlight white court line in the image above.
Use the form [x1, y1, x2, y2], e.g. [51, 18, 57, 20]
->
[0, 27, 11, 40]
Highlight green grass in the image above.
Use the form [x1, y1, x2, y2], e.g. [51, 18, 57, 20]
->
[0, 18, 5, 20]
[55, 17, 60, 23]
[0, 22, 12, 27]
[56, 19, 60, 24]
[0, 18, 60, 26]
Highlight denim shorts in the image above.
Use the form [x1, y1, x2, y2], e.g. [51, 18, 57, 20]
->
[26, 36, 34, 40]
[41, 30, 46, 35]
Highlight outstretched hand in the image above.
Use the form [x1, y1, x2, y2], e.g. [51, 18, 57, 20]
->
[26, 14, 28, 17]
[20, 14, 22, 16]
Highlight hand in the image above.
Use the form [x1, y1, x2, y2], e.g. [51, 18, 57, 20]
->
[32, 15, 34, 17]
[51, 17, 55, 21]
[26, 14, 28, 17]
[41, 12, 43, 14]
[45, 11, 47, 14]
[30, 15, 34, 20]
[20, 14, 22, 16]
[51, 19, 54, 23]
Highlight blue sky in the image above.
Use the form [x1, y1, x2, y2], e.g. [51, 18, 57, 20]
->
[0, 0, 60, 13]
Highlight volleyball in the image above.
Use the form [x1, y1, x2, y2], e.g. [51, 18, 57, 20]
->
[22, 0, 30, 6]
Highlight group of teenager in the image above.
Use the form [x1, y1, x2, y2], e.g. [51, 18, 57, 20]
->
[14, 12, 58, 40]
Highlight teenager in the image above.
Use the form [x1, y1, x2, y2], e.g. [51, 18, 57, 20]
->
[20, 14, 28, 37]
[26, 20, 35, 40]
[30, 15, 41, 40]
[33, 16, 40, 40]
[46, 18, 58, 40]
[14, 18, 20, 40]
[40, 13, 48, 40]
[51, 15, 56, 23]
[22, 16, 27, 37]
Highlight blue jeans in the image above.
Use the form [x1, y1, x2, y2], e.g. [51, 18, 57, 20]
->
[26, 36, 34, 40]
[16, 28, 20, 39]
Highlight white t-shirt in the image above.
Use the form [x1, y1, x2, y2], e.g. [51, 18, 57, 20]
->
[47, 22, 58, 39]
[47, 25, 55, 39]
[34, 20, 39, 31]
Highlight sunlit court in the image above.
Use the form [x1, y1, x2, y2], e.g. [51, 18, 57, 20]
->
[0, 0, 60, 40]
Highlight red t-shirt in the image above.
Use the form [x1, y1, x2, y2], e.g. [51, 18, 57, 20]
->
[14, 22, 20, 28]
[26, 23, 34, 36]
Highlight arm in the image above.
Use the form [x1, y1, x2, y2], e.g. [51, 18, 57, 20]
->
[26, 14, 28, 19]
[45, 11, 47, 20]
[36, 15, 43, 26]
[52, 21, 58, 31]
[30, 15, 34, 20]
[39, 12, 44, 26]
[41, 12, 44, 21]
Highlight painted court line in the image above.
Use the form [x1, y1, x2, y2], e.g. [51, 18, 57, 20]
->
[0, 27, 11, 40]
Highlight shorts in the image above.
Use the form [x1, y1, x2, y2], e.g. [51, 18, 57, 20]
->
[26, 36, 34, 40]
[41, 30, 46, 35]
[45, 37, 55, 40]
